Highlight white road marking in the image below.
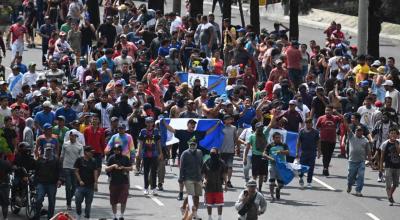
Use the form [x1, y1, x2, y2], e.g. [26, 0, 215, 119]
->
[135, 185, 165, 206]
[150, 196, 165, 206]
[366, 213, 380, 220]
[312, 177, 336, 191]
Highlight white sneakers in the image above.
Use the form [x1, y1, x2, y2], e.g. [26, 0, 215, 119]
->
[143, 189, 149, 195]
[144, 188, 159, 196]
[307, 183, 312, 188]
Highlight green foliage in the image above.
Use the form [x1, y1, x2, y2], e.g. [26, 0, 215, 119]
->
[381, 0, 400, 23]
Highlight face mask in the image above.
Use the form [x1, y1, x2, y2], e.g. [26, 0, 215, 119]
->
[101, 101, 108, 108]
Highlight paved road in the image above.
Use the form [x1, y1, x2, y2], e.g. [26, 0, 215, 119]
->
[4, 1, 400, 219]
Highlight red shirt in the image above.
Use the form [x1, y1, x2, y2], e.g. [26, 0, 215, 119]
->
[122, 42, 138, 58]
[84, 126, 106, 154]
[316, 115, 342, 143]
[285, 46, 302, 70]
[268, 68, 289, 84]
[9, 24, 27, 43]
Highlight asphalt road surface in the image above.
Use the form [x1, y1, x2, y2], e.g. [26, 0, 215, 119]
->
[4, 1, 400, 219]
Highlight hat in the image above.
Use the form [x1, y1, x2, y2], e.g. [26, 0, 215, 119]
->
[84, 146, 94, 152]
[11, 65, 19, 70]
[289, 100, 297, 105]
[291, 40, 299, 46]
[246, 179, 257, 187]
[0, 81, 7, 85]
[382, 80, 393, 86]
[187, 136, 197, 145]
[40, 87, 49, 93]
[120, 34, 127, 39]
[360, 80, 369, 87]
[43, 123, 53, 129]
[115, 80, 123, 86]
[33, 90, 41, 97]
[42, 101, 53, 108]
[375, 100, 383, 108]
[118, 123, 126, 128]
[71, 119, 80, 125]
[66, 91, 75, 98]
[371, 60, 381, 67]
[85, 76, 93, 82]
[188, 119, 197, 124]
[111, 116, 119, 122]
[136, 40, 145, 45]
[59, 31, 66, 36]
[275, 59, 283, 65]
[255, 122, 264, 129]
[145, 116, 154, 123]
[114, 144, 123, 150]
[69, 129, 79, 137]
[237, 28, 246, 33]
[57, 115, 66, 121]
[16, 16, 24, 22]
[28, 62, 36, 68]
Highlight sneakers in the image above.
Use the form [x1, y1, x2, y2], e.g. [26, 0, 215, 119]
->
[389, 197, 394, 206]
[355, 192, 363, 197]
[67, 205, 72, 211]
[177, 192, 183, 200]
[377, 177, 383, 182]
[143, 189, 149, 195]
[323, 168, 329, 176]
[347, 185, 352, 193]
[151, 189, 158, 196]
[276, 187, 281, 200]
[306, 183, 312, 189]
[226, 181, 233, 188]
[299, 178, 304, 188]
[158, 183, 164, 191]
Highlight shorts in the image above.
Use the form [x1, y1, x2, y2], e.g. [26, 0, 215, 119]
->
[385, 168, 400, 189]
[268, 164, 283, 186]
[93, 153, 103, 169]
[109, 184, 129, 205]
[11, 40, 24, 58]
[204, 192, 224, 206]
[221, 153, 234, 168]
[251, 155, 268, 176]
[184, 180, 202, 196]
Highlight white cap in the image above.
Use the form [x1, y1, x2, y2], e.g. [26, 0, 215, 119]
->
[382, 80, 394, 86]
[371, 60, 381, 67]
[33, 90, 41, 97]
[42, 101, 53, 108]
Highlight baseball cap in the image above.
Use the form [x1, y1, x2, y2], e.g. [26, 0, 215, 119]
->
[33, 90, 41, 97]
[375, 101, 383, 108]
[111, 116, 119, 122]
[289, 100, 297, 105]
[382, 80, 394, 86]
[57, 115, 66, 121]
[360, 80, 369, 87]
[118, 123, 126, 129]
[84, 146, 95, 152]
[145, 116, 154, 123]
[69, 129, 79, 137]
[43, 123, 53, 129]
[246, 179, 257, 187]
[255, 122, 264, 129]
[371, 60, 381, 67]
[237, 28, 246, 33]
[42, 101, 53, 108]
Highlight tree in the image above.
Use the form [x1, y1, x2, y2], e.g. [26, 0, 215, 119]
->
[289, 0, 299, 40]
[189, 0, 203, 18]
[148, 0, 164, 14]
[173, 0, 181, 16]
[250, 0, 260, 34]
[368, 0, 382, 58]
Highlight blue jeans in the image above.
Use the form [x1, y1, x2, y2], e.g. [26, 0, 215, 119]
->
[64, 168, 76, 206]
[347, 161, 366, 192]
[299, 154, 316, 183]
[35, 183, 57, 219]
[200, 44, 212, 57]
[75, 186, 94, 218]
[243, 155, 252, 181]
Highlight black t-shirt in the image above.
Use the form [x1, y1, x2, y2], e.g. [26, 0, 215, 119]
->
[381, 107, 398, 123]
[383, 142, 400, 169]
[107, 154, 132, 185]
[175, 130, 206, 156]
[134, 61, 150, 82]
[311, 96, 328, 119]
[97, 24, 117, 48]
[3, 128, 17, 152]
[74, 157, 97, 188]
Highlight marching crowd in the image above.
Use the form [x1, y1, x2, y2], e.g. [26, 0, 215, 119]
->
[0, 0, 399, 220]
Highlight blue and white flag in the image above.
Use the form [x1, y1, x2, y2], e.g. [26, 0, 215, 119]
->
[275, 156, 310, 185]
[159, 118, 224, 151]
[267, 128, 299, 157]
[176, 72, 227, 95]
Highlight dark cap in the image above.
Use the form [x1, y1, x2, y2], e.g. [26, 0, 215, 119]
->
[57, 115, 66, 121]
[188, 119, 197, 124]
[111, 117, 119, 122]
[255, 122, 264, 129]
[84, 146, 94, 152]
[223, 114, 232, 120]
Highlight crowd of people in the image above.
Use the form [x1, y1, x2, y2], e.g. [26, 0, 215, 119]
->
[0, 0, 399, 220]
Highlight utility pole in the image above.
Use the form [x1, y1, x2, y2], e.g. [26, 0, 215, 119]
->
[250, 0, 260, 34]
[357, 0, 368, 56]
[172, 0, 181, 16]
[238, 0, 245, 28]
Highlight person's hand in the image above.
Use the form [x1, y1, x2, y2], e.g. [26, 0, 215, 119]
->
[203, 179, 207, 186]
[224, 184, 228, 192]
[79, 180, 85, 186]
[113, 164, 119, 169]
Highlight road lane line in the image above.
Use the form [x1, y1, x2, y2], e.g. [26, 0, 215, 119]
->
[366, 213, 380, 220]
[134, 185, 143, 190]
[312, 177, 336, 191]
[150, 196, 165, 206]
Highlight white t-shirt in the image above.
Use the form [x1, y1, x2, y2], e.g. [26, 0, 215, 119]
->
[22, 71, 38, 87]
[0, 107, 12, 128]
[170, 16, 182, 34]
[239, 127, 254, 156]
[296, 104, 310, 121]
[386, 89, 400, 113]
[357, 105, 377, 132]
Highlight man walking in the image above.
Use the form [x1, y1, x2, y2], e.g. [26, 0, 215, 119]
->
[220, 115, 237, 188]
[105, 144, 133, 220]
[137, 117, 163, 195]
[235, 180, 266, 220]
[74, 146, 98, 220]
[296, 118, 321, 188]
[202, 147, 227, 220]
[380, 128, 400, 206]
[179, 138, 203, 219]
[61, 130, 84, 210]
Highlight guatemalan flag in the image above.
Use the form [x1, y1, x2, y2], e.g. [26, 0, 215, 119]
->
[267, 128, 299, 157]
[176, 72, 227, 95]
[159, 118, 224, 150]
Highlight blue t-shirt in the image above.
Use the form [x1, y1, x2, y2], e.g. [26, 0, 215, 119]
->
[55, 107, 77, 125]
[96, 56, 115, 73]
[158, 46, 170, 57]
[34, 111, 55, 127]
[266, 143, 289, 162]
[298, 128, 320, 157]
[237, 105, 256, 128]
[138, 128, 161, 158]
[17, 64, 28, 74]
